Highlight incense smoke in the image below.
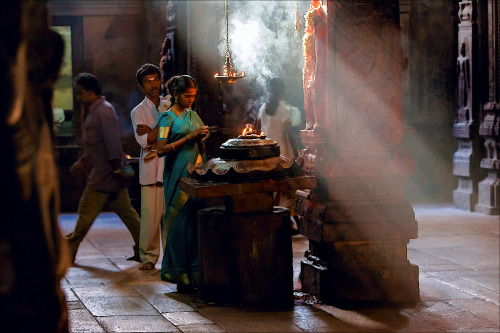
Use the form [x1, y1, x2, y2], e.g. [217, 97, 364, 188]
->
[218, 1, 309, 122]
[219, 1, 307, 89]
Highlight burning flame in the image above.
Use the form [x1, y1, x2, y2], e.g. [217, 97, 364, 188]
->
[241, 124, 264, 136]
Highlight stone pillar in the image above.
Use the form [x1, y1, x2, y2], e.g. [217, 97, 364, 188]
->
[475, 0, 500, 215]
[298, 0, 419, 306]
[453, 0, 482, 211]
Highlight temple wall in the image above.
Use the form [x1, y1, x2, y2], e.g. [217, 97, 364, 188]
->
[48, 0, 167, 211]
[45, 1, 496, 212]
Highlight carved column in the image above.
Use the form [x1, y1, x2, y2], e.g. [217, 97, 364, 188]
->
[298, 0, 419, 305]
[162, 0, 188, 83]
[475, 0, 500, 215]
[453, 0, 482, 211]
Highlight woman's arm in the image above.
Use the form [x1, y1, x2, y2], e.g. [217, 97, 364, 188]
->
[157, 136, 188, 157]
[156, 126, 209, 157]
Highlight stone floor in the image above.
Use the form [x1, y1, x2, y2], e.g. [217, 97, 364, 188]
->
[58, 204, 499, 333]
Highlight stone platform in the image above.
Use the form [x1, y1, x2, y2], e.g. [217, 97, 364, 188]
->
[58, 204, 499, 332]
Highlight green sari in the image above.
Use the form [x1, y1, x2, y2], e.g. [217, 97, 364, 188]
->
[158, 109, 206, 287]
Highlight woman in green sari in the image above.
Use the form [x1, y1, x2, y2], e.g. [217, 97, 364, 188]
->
[156, 75, 209, 292]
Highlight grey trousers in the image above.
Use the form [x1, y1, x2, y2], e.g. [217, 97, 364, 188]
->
[65, 187, 141, 261]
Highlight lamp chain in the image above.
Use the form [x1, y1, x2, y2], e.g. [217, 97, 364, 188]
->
[225, 0, 230, 58]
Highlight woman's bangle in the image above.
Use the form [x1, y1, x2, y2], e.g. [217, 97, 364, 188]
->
[171, 143, 175, 151]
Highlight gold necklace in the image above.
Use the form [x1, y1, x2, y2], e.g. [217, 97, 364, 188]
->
[173, 108, 191, 124]
[175, 109, 185, 121]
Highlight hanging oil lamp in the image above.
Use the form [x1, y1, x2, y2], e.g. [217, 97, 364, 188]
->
[214, 0, 245, 83]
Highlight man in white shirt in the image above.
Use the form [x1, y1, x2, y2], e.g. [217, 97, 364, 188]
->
[130, 64, 170, 270]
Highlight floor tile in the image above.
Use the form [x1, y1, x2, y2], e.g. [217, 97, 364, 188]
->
[62, 286, 79, 302]
[163, 311, 214, 325]
[67, 300, 86, 310]
[418, 274, 476, 302]
[96, 315, 178, 332]
[438, 276, 500, 304]
[197, 307, 303, 333]
[176, 323, 226, 332]
[418, 247, 499, 270]
[448, 298, 500, 327]
[146, 292, 195, 313]
[68, 308, 105, 333]
[462, 274, 500, 292]
[80, 296, 159, 316]
[72, 285, 140, 298]
[59, 206, 500, 333]
[404, 301, 496, 332]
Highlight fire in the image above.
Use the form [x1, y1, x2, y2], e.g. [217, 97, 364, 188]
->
[241, 124, 264, 137]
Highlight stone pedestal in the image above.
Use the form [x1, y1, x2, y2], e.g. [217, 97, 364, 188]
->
[474, 0, 500, 216]
[180, 175, 316, 308]
[198, 206, 292, 307]
[301, 241, 419, 305]
[475, 106, 500, 215]
[453, 122, 481, 211]
[297, 0, 419, 306]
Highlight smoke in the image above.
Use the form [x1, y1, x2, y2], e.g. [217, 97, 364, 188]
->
[219, 1, 307, 90]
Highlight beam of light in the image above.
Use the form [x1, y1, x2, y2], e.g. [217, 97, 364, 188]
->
[221, 1, 305, 89]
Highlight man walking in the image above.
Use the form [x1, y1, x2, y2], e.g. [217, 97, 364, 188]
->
[66, 72, 141, 263]
[131, 64, 169, 270]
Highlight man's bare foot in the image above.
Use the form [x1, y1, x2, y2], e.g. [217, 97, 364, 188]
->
[139, 262, 155, 270]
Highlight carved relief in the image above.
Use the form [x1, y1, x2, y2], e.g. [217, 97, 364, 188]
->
[303, 0, 327, 131]
[166, 0, 176, 25]
[459, 1, 473, 23]
[457, 43, 471, 111]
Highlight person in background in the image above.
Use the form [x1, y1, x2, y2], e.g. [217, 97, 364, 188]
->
[156, 75, 209, 292]
[281, 99, 304, 152]
[130, 64, 170, 271]
[65, 73, 141, 263]
[257, 76, 299, 159]
[257, 76, 300, 233]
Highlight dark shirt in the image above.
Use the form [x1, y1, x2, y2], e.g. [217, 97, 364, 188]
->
[83, 96, 126, 192]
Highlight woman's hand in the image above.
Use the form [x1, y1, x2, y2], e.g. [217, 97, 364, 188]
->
[185, 126, 209, 141]
[136, 124, 152, 136]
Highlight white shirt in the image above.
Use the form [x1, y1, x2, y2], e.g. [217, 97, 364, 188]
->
[130, 97, 170, 185]
[281, 100, 302, 127]
[258, 101, 295, 159]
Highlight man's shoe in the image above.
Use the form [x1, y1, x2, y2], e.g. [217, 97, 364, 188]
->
[127, 255, 141, 262]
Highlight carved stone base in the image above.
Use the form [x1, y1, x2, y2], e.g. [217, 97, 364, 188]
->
[453, 121, 473, 138]
[301, 258, 420, 306]
[453, 146, 479, 177]
[453, 177, 478, 211]
[297, 190, 419, 305]
[474, 170, 500, 215]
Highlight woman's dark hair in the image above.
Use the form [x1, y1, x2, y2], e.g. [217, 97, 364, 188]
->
[264, 76, 285, 116]
[170, 75, 197, 105]
[74, 72, 102, 96]
[165, 75, 179, 97]
[136, 63, 161, 86]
